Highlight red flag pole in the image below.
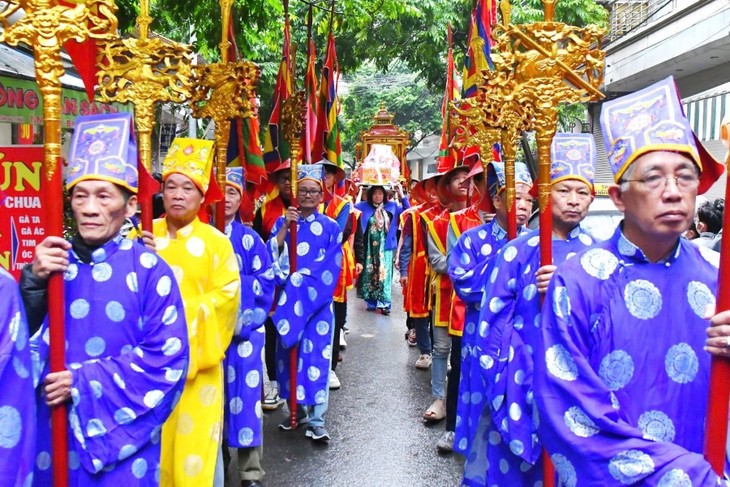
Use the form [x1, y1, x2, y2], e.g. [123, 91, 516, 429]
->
[47, 155, 69, 487]
[703, 116, 730, 473]
[536, 127, 555, 487]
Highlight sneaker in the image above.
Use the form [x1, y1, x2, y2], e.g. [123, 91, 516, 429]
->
[305, 425, 331, 442]
[436, 431, 455, 452]
[380, 308, 390, 316]
[340, 330, 347, 349]
[343, 325, 350, 334]
[278, 415, 309, 431]
[329, 370, 341, 390]
[415, 354, 432, 370]
[262, 388, 284, 411]
[407, 329, 417, 347]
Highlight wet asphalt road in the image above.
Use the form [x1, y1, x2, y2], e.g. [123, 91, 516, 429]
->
[229, 285, 464, 487]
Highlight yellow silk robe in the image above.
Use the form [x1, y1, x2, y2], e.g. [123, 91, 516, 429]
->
[153, 217, 241, 486]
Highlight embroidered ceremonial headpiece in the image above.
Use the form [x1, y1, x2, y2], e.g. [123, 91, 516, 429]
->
[66, 113, 139, 193]
[161, 138, 215, 193]
[226, 167, 244, 194]
[486, 161, 533, 198]
[549, 133, 596, 191]
[600, 76, 723, 194]
[297, 164, 325, 188]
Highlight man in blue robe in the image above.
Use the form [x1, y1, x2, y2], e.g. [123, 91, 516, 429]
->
[465, 133, 598, 486]
[268, 164, 343, 442]
[20, 114, 189, 486]
[447, 161, 533, 459]
[535, 77, 730, 485]
[221, 168, 275, 487]
[0, 267, 35, 487]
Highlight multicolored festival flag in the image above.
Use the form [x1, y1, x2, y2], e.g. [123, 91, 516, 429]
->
[437, 25, 460, 172]
[462, 0, 496, 99]
[302, 37, 318, 164]
[312, 33, 342, 167]
[263, 19, 293, 174]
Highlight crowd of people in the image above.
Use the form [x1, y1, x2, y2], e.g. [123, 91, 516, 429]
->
[2, 76, 730, 487]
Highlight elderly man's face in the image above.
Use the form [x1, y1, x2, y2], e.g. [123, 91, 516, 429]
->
[71, 180, 137, 245]
[297, 179, 323, 211]
[551, 179, 593, 230]
[611, 151, 699, 244]
[162, 173, 204, 224]
[225, 185, 242, 220]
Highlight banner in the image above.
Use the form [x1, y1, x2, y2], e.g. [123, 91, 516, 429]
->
[0, 145, 45, 279]
[0, 76, 131, 127]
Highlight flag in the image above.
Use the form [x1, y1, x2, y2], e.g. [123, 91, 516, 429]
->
[312, 33, 342, 167]
[263, 20, 293, 174]
[437, 26, 460, 173]
[302, 37, 318, 164]
[462, 0, 495, 98]
[227, 118, 267, 187]
[59, 0, 104, 101]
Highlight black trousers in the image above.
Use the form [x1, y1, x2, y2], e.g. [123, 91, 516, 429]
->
[264, 317, 277, 381]
[332, 300, 347, 371]
[446, 335, 462, 432]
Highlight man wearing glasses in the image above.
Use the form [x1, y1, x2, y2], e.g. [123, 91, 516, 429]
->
[534, 77, 730, 485]
[269, 165, 343, 442]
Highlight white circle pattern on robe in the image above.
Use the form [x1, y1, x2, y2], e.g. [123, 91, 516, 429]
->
[551, 454, 577, 487]
[139, 252, 158, 268]
[92, 262, 113, 282]
[132, 458, 147, 479]
[481, 243, 493, 257]
[552, 287, 571, 320]
[156, 275, 172, 297]
[316, 320, 330, 336]
[490, 297, 506, 313]
[657, 469, 692, 487]
[245, 370, 260, 388]
[185, 237, 205, 257]
[564, 406, 599, 437]
[509, 403, 522, 421]
[686, 281, 715, 318]
[278, 319, 290, 336]
[624, 280, 662, 320]
[638, 410, 675, 442]
[290, 272, 303, 287]
[580, 248, 619, 280]
[126, 272, 138, 292]
[297, 242, 310, 256]
[664, 343, 698, 384]
[322, 270, 333, 286]
[310, 221, 323, 236]
[528, 236, 540, 247]
[143, 390, 164, 408]
[523, 284, 537, 302]
[64, 263, 78, 281]
[105, 301, 125, 322]
[545, 344, 578, 381]
[242, 234, 254, 251]
[698, 246, 720, 268]
[599, 350, 634, 391]
[114, 407, 136, 425]
[579, 233, 593, 246]
[608, 450, 655, 484]
[162, 305, 178, 325]
[70, 298, 90, 319]
[503, 246, 518, 262]
[480, 355, 494, 370]
[238, 427, 254, 446]
[307, 366, 321, 381]
[302, 339, 314, 354]
[0, 406, 21, 448]
[490, 267, 499, 284]
[85, 336, 106, 357]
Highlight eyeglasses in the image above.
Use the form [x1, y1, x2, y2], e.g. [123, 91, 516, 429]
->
[622, 174, 699, 192]
[298, 189, 322, 196]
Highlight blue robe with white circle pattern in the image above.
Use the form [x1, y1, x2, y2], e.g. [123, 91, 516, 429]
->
[535, 226, 724, 485]
[268, 212, 343, 405]
[223, 221, 275, 448]
[0, 267, 35, 487]
[31, 235, 189, 486]
[465, 226, 595, 486]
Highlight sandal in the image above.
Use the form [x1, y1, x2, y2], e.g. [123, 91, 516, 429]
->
[423, 399, 446, 422]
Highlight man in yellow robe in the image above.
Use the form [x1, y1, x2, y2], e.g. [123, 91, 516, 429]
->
[153, 138, 241, 486]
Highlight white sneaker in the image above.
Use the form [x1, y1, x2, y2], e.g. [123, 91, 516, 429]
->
[262, 387, 284, 411]
[340, 329, 347, 349]
[415, 354, 432, 370]
[329, 370, 341, 390]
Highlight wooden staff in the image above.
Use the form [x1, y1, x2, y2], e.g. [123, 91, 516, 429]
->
[288, 159, 299, 427]
[704, 115, 730, 472]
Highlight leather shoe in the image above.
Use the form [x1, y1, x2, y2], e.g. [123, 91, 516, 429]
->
[241, 481, 263, 487]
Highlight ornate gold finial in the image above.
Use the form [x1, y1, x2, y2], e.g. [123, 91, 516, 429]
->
[0, 0, 118, 180]
[500, 0, 512, 26]
[543, 0, 556, 22]
[96, 0, 194, 173]
[281, 90, 306, 196]
[190, 0, 261, 205]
